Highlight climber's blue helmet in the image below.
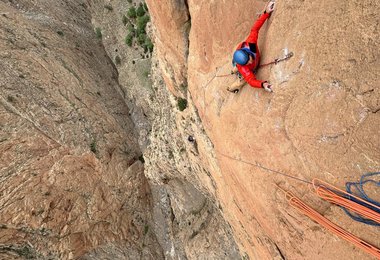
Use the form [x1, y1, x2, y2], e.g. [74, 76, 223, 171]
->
[233, 48, 256, 65]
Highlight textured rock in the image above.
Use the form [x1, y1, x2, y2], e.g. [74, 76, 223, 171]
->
[1, 0, 241, 259]
[0, 0, 162, 259]
[2, 0, 378, 258]
[147, 0, 190, 96]
[147, 0, 379, 259]
[142, 52, 241, 259]
[88, 0, 242, 258]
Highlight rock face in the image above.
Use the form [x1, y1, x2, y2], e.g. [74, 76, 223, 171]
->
[0, 0, 241, 259]
[0, 0, 162, 258]
[146, 0, 379, 259]
[87, 0, 242, 258]
[2, 0, 379, 259]
[147, 0, 190, 96]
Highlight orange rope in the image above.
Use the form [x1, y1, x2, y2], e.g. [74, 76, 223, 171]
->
[285, 191, 380, 258]
[312, 179, 380, 225]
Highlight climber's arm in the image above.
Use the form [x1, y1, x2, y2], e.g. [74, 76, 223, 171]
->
[239, 66, 266, 88]
[245, 13, 270, 43]
[245, 1, 275, 42]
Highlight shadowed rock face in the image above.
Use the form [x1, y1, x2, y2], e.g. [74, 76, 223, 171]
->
[147, 0, 379, 259]
[0, 1, 163, 258]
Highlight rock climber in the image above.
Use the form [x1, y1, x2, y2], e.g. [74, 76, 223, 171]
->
[227, 1, 275, 94]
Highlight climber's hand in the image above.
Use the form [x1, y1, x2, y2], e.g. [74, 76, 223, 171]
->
[263, 82, 273, 92]
[266, 1, 275, 13]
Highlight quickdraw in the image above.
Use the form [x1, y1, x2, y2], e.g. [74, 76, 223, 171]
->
[216, 51, 294, 78]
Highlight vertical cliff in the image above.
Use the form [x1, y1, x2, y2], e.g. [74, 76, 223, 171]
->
[0, 0, 163, 258]
[1, 0, 378, 258]
[1, 0, 242, 258]
[147, 0, 379, 259]
[88, 0, 242, 258]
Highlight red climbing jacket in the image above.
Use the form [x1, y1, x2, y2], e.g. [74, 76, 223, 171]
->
[236, 12, 270, 88]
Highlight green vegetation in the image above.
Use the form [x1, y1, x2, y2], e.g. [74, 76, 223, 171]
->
[127, 7, 137, 18]
[136, 15, 149, 36]
[127, 23, 136, 34]
[104, 4, 113, 11]
[138, 155, 145, 163]
[180, 83, 188, 91]
[95, 27, 102, 39]
[90, 140, 97, 153]
[125, 33, 134, 46]
[124, 2, 153, 53]
[127, 0, 132, 3]
[143, 70, 149, 78]
[136, 3, 146, 17]
[7, 95, 15, 103]
[57, 30, 64, 36]
[177, 98, 188, 111]
[122, 15, 128, 26]
[144, 225, 149, 235]
[0, 244, 36, 259]
[144, 37, 153, 53]
[115, 55, 121, 65]
[138, 33, 146, 45]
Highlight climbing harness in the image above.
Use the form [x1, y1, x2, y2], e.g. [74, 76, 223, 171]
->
[216, 51, 294, 78]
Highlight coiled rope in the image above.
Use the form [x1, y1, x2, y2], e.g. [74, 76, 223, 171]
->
[312, 178, 380, 225]
[344, 172, 380, 226]
[219, 151, 380, 257]
[218, 151, 380, 225]
[284, 190, 380, 259]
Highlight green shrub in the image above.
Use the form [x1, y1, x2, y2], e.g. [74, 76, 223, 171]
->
[143, 70, 149, 78]
[177, 98, 187, 111]
[143, 2, 148, 11]
[115, 55, 121, 65]
[122, 15, 128, 25]
[136, 15, 149, 36]
[95, 27, 102, 39]
[144, 36, 153, 53]
[180, 83, 187, 91]
[136, 3, 146, 17]
[7, 95, 15, 103]
[90, 140, 97, 153]
[127, 7, 137, 18]
[57, 30, 64, 36]
[144, 224, 149, 235]
[125, 33, 134, 46]
[136, 28, 144, 38]
[127, 24, 135, 35]
[138, 33, 146, 45]
[127, 0, 132, 3]
[104, 4, 113, 11]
